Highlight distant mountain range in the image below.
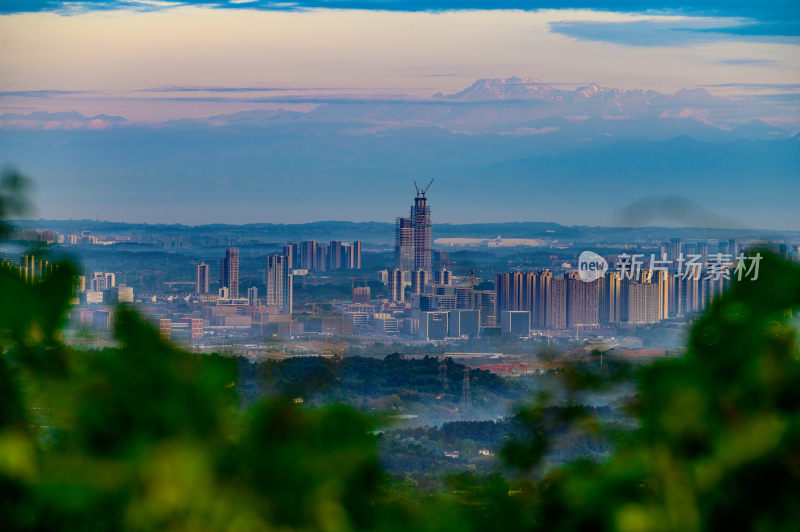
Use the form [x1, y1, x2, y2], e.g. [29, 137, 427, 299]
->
[1, 77, 794, 138]
[435, 76, 718, 106]
[0, 111, 127, 123]
[1, 77, 797, 228]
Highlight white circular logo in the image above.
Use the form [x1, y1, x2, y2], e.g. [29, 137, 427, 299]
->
[578, 250, 608, 282]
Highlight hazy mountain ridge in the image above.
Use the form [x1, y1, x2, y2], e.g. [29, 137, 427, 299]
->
[434, 77, 720, 106]
[1, 77, 793, 138]
[1, 77, 797, 227]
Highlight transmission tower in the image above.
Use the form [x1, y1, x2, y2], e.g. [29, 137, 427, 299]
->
[459, 365, 472, 411]
[439, 357, 449, 393]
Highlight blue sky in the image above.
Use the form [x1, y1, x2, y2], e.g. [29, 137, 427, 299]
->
[1, 1, 798, 227]
[3, 2, 799, 42]
[2, 2, 798, 121]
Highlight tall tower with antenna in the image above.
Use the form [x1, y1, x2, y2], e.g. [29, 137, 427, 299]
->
[459, 365, 472, 411]
[411, 179, 434, 273]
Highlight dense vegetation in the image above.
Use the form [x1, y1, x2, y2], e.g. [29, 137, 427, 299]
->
[378, 407, 625, 483]
[2, 175, 800, 531]
[244, 355, 526, 422]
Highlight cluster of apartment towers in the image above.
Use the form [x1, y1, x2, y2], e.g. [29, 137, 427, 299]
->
[493, 241, 742, 338]
[386, 186, 743, 339]
[194, 241, 362, 314]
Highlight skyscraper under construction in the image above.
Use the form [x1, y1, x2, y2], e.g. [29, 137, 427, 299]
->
[395, 180, 433, 273]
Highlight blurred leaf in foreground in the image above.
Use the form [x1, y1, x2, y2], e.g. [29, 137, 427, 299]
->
[0, 167, 32, 239]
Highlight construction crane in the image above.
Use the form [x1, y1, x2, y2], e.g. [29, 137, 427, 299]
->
[433, 260, 457, 283]
[413, 178, 434, 197]
[348, 276, 366, 293]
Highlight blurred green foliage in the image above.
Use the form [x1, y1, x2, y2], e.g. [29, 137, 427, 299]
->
[1, 183, 799, 530]
[497, 252, 800, 532]
[0, 167, 32, 239]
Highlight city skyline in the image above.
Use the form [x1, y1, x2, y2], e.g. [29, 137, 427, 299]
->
[2, 2, 797, 524]
[4, 194, 795, 349]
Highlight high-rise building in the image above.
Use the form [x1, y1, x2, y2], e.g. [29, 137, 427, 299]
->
[495, 273, 511, 316]
[91, 272, 116, 292]
[655, 270, 670, 320]
[196, 262, 210, 295]
[475, 290, 496, 327]
[679, 272, 701, 315]
[329, 240, 344, 270]
[388, 268, 405, 303]
[247, 286, 258, 307]
[600, 271, 621, 323]
[728, 238, 739, 258]
[697, 242, 709, 264]
[266, 255, 293, 314]
[283, 242, 297, 269]
[395, 217, 414, 271]
[300, 240, 317, 270]
[377, 269, 389, 284]
[566, 273, 599, 328]
[534, 270, 551, 329]
[411, 269, 428, 294]
[455, 287, 474, 309]
[668, 238, 683, 263]
[411, 190, 432, 273]
[620, 279, 660, 324]
[495, 271, 538, 324]
[219, 247, 239, 298]
[496, 272, 525, 315]
[341, 243, 353, 270]
[316, 245, 328, 272]
[352, 240, 362, 270]
[434, 268, 452, 286]
[546, 276, 568, 329]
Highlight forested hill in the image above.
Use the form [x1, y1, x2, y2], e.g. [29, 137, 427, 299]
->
[238, 355, 529, 423]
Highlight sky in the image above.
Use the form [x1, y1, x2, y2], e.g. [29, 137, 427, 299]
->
[1, 1, 799, 121]
[1, 1, 799, 228]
